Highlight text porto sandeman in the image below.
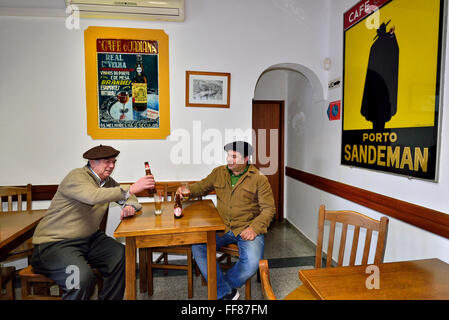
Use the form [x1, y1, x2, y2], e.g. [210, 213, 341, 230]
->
[132, 55, 148, 112]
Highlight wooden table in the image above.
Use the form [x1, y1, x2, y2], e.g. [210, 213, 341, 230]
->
[299, 258, 449, 300]
[114, 199, 226, 300]
[0, 209, 46, 261]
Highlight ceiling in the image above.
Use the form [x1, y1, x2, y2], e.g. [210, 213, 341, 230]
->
[0, 0, 66, 17]
[0, 0, 65, 9]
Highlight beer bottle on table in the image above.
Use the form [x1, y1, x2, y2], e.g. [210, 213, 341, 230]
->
[144, 161, 155, 196]
[174, 193, 183, 219]
[132, 55, 148, 112]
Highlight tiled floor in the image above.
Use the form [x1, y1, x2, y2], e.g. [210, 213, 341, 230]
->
[12, 219, 317, 300]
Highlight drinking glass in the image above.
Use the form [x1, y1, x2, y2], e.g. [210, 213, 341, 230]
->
[180, 182, 190, 201]
[117, 91, 129, 114]
[154, 191, 163, 215]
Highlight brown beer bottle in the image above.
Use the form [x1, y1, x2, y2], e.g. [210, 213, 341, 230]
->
[144, 161, 155, 195]
[174, 193, 183, 218]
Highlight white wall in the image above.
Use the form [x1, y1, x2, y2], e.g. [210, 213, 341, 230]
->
[281, 0, 449, 263]
[0, 0, 329, 186]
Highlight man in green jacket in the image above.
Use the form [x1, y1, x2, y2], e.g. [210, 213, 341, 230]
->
[31, 145, 154, 300]
[184, 141, 275, 300]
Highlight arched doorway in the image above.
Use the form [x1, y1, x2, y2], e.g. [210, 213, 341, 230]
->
[252, 63, 325, 220]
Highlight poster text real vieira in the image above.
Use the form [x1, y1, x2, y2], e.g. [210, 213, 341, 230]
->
[341, 0, 444, 180]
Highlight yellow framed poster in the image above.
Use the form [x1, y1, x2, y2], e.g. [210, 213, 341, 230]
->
[84, 27, 170, 139]
[342, 0, 445, 180]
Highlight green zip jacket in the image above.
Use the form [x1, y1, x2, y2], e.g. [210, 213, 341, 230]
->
[189, 164, 275, 236]
[32, 165, 141, 245]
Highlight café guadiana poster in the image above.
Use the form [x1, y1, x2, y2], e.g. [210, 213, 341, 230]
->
[84, 27, 170, 139]
[341, 0, 445, 181]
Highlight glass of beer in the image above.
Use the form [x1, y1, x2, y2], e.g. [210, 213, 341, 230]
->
[154, 191, 163, 215]
[180, 182, 190, 201]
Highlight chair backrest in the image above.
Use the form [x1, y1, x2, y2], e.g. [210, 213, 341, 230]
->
[0, 184, 32, 212]
[163, 184, 178, 203]
[315, 204, 389, 268]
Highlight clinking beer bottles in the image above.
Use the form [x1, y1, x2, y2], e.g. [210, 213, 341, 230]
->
[132, 55, 148, 112]
[174, 193, 183, 218]
[144, 161, 155, 195]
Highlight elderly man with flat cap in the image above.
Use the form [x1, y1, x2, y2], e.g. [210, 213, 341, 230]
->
[178, 141, 275, 300]
[31, 145, 154, 300]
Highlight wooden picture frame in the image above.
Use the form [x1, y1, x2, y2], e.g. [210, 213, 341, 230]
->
[186, 71, 230, 108]
[84, 26, 170, 139]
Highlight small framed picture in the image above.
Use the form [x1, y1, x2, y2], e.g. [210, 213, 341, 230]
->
[186, 71, 230, 108]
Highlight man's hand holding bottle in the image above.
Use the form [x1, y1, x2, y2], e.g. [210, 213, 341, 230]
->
[130, 175, 155, 195]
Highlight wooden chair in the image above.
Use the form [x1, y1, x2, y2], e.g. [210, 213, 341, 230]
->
[18, 266, 62, 300]
[141, 183, 199, 298]
[0, 184, 32, 212]
[0, 184, 34, 262]
[19, 265, 103, 300]
[18, 210, 108, 300]
[259, 259, 315, 300]
[259, 204, 389, 300]
[216, 243, 253, 300]
[0, 266, 16, 300]
[0, 184, 61, 300]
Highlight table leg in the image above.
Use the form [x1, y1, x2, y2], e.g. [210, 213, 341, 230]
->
[125, 237, 136, 300]
[206, 231, 217, 300]
[139, 248, 147, 293]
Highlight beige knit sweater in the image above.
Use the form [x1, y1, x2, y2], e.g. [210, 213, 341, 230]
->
[32, 165, 141, 244]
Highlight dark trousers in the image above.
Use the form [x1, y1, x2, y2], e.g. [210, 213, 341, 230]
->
[31, 230, 125, 300]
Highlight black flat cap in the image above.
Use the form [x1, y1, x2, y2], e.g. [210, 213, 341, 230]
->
[224, 141, 253, 157]
[83, 145, 120, 160]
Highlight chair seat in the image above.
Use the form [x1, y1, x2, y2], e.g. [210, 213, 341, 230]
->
[218, 243, 239, 255]
[19, 265, 61, 300]
[19, 264, 102, 280]
[284, 284, 316, 300]
[19, 264, 103, 300]
[19, 265, 52, 281]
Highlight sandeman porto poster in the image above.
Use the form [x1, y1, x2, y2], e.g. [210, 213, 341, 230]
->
[342, 0, 445, 180]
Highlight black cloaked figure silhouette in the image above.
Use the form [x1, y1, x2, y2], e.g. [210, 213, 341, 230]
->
[361, 20, 399, 130]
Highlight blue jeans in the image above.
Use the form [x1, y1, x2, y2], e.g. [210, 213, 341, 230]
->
[192, 231, 264, 299]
